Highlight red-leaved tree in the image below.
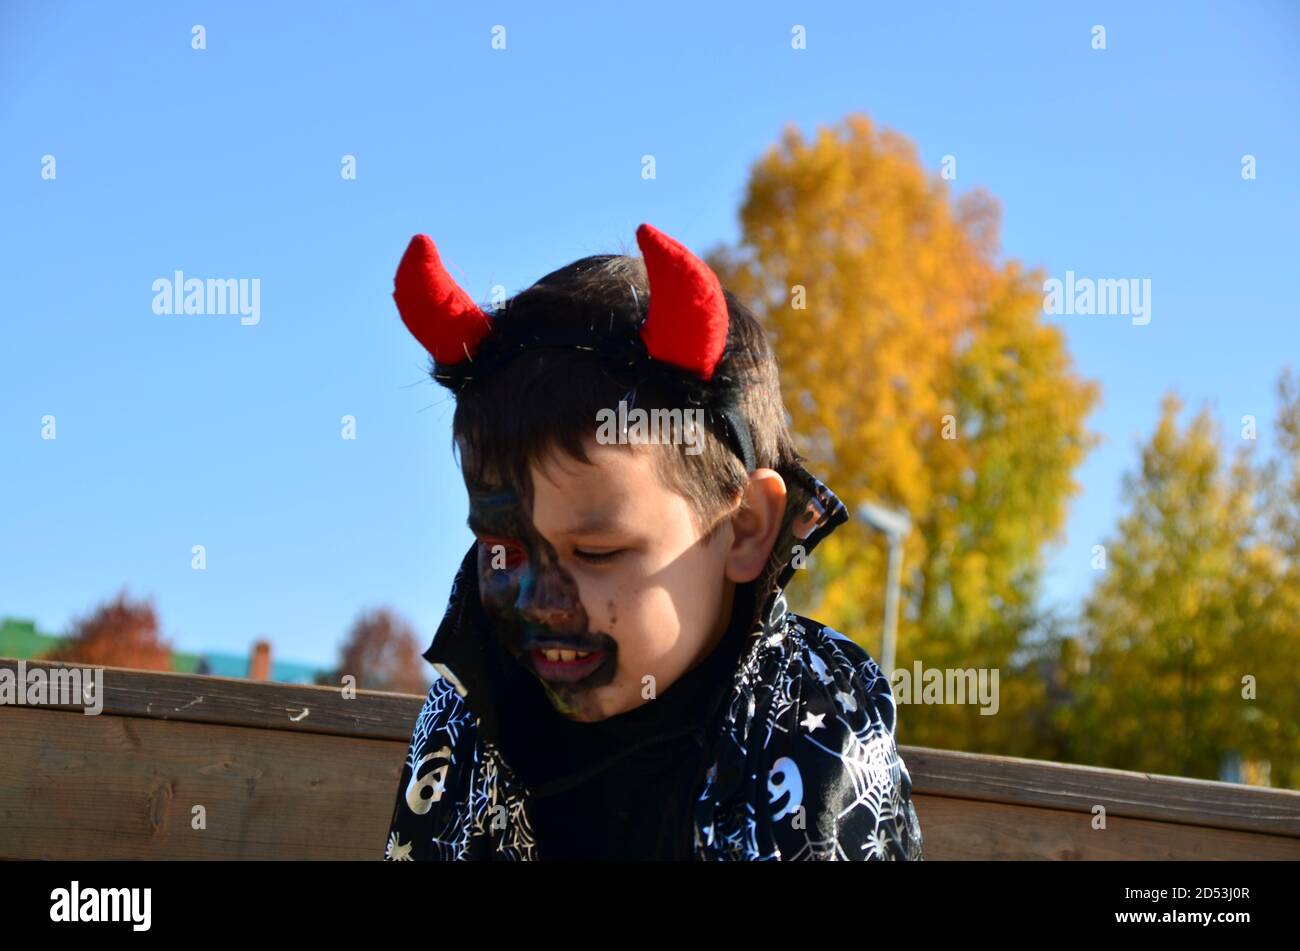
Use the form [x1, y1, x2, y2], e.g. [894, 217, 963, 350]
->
[44, 590, 173, 670]
[333, 608, 428, 694]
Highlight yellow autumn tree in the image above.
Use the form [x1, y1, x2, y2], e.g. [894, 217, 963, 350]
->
[707, 114, 1098, 756]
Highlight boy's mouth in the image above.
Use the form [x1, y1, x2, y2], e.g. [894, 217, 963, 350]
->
[529, 646, 607, 683]
[521, 634, 614, 685]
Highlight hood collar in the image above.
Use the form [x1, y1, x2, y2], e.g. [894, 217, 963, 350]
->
[421, 460, 848, 742]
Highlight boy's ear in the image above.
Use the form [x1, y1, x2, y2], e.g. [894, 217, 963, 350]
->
[724, 469, 788, 584]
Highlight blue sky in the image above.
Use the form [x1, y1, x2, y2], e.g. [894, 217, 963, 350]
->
[2, 1, 1297, 668]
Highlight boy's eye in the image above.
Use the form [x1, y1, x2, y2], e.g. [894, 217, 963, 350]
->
[573, 548, 623, 564]
[479, 538, 526, 570]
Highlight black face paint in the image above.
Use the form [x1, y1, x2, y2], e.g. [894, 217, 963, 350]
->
[467, 483, 619, 720]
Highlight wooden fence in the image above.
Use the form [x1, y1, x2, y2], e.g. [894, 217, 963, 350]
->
[2, 658, 1298, 860]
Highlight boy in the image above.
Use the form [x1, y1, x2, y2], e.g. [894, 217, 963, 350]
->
[382, 223, 923, 860]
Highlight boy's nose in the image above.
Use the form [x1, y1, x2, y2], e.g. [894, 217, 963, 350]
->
[514, 564, 586, 637]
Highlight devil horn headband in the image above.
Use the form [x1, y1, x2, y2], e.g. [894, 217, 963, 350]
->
[392, 223, 728, 381]
[391, 222, 755, 470]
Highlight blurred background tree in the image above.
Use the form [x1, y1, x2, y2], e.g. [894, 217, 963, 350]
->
[43, 590, 172, 670]
[1254, 370, 1300, 786]
[708, 113, 1099, 758]
[319, 607, 429, 694]
[1064, 377, 1300, 786]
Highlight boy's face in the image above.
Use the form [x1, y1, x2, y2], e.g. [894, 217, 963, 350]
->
[465, 436, 739, 722]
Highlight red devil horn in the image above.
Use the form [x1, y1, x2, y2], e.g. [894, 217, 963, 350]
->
[392, 234, 491, 365]
[635, 223, 729, 381]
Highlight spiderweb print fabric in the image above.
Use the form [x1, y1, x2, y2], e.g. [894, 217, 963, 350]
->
[691, 597, 923, 861]
[386, 676, 538, 861]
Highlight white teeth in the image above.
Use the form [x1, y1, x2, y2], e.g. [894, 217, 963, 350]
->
[540, 648, 593, 662]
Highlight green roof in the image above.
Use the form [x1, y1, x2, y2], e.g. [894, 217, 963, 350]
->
[0, 617, 66, 659]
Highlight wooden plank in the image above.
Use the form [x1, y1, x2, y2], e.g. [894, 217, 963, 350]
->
[5, 659, 1297, 848]
[0, 706, 404, 860]
[0, 657, 424, 743]
[2, 704, 1297, 860]
[911, 793, 1300, 861]
[901, 745, 1300, 839]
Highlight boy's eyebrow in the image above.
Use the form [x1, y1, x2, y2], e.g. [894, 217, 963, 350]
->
[557, 511, 627, 536]
[466, 489, 521, 536]
[467, 508, 629, 537]
[466, 513, 505, 536]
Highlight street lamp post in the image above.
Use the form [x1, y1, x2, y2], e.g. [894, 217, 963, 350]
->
[857, 502, 911, 678]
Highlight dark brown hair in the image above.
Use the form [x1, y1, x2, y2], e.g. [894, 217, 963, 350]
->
[449, 253, 804, 541]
